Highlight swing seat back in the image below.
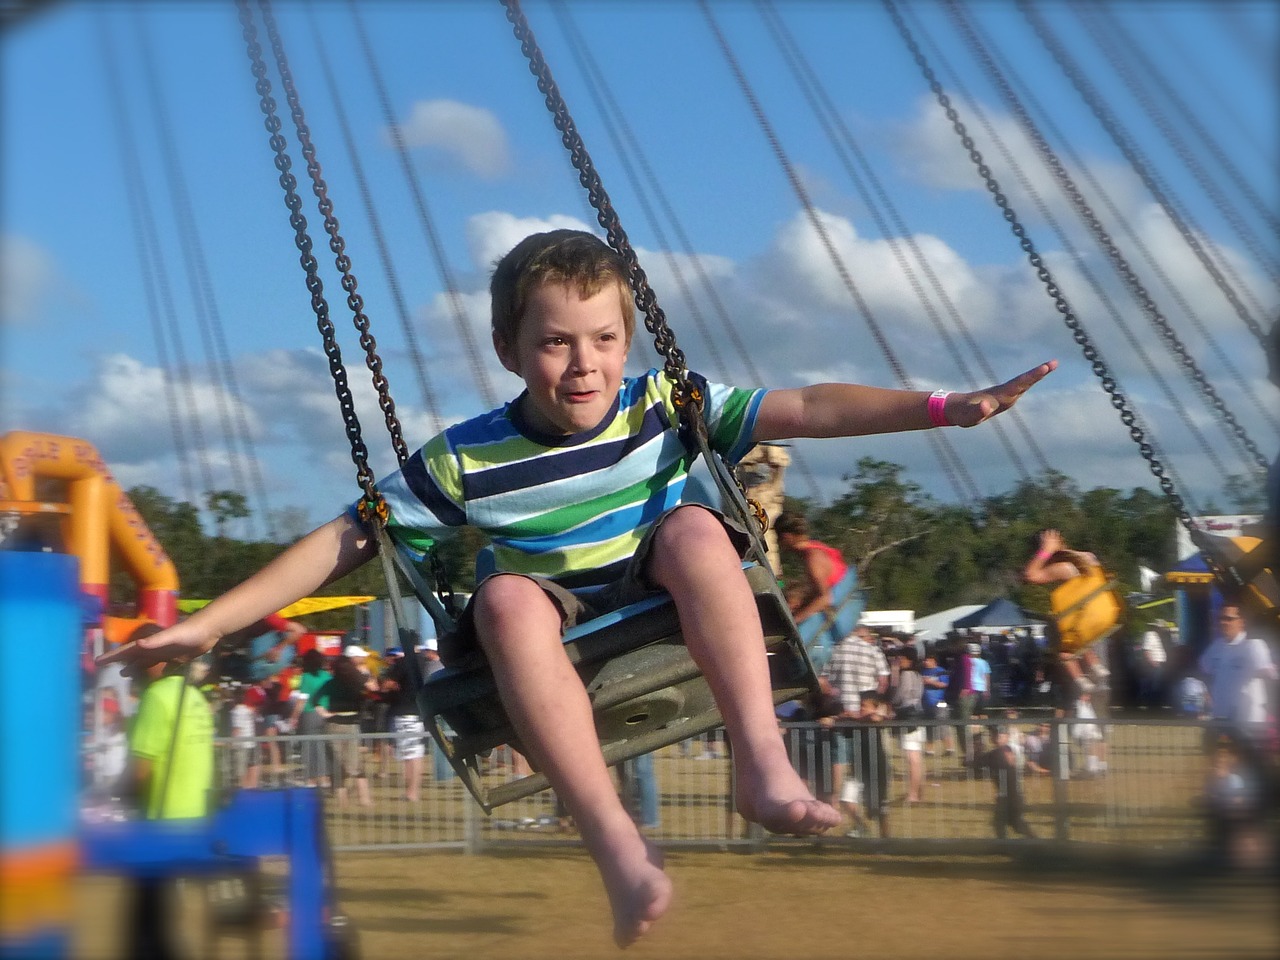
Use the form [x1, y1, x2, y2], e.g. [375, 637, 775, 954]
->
[1197, 533, 1279, 622]
[418, 561, 818, 812]
[1050, 566, 1124, 654]
[796, 569, 863, 674]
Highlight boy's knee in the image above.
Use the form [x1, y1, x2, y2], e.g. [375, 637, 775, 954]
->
[655, 505, 731, 549]
[473, 575, 559, 629]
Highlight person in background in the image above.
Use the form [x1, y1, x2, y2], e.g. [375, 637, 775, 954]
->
[890, 647, 925, 803]
[1137, 622, 1170, 708]
[228, 683, 260, 789]
[984, 722, 1036, 840]
[315, 645, 379, 808]
[292, 648, 331, 788]
[1022, 528, 1111, 703]
[126, 624, 215, 959]
[775, 512, 849, 625]
[844, 691, 892, 838]
[920, 650, 953, 757]
[1199, 602, 1277, 741]
[380, 645, 427, 803]
[1022, 721, 1053, 777]
[1200, 734, 1270, 872]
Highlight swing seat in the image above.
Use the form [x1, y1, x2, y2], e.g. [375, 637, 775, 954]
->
[1194, 533, 1279, 621]
[1050, 566, 1124, 654]
[418, 561, 819, 812]
[795, 569, 863, 674]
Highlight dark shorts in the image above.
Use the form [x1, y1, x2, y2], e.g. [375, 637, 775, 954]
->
[439, 505, 752, 669]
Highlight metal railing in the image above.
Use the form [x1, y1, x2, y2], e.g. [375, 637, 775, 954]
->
[187, 716, 1237, 854]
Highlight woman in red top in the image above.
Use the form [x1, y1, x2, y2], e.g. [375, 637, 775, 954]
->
[775, 513, 850, 624]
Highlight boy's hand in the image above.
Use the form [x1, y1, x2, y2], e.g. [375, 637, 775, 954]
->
[97, 621, 220, 677]
[946, 360, 1057, 427]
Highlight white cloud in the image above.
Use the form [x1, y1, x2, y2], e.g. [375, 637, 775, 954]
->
[390, 100, 512, 179]
[464, 210, 594, 274]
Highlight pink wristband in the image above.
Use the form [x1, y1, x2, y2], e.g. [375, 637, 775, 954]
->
[1035, 548, 1052, 561]
[927, 390, 952, 427]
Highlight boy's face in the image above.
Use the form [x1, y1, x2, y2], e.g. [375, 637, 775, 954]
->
[495, 280, 629, 436]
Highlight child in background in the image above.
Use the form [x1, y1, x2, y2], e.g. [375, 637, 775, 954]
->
[103, 229, 1055, 947]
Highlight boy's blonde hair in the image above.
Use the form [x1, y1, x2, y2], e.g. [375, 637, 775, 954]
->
[490, 229, 635, 347]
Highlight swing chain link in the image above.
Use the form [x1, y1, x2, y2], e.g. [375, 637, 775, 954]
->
[882, 0, 1239, 582]
[236, 0, 378, 508]
[241, 0, 460, 614]
[945, 0, 1268, 474]
[880, 0, 1259, 593]
[257, 0, 411, 470]
[502, 0, 692, 408]
[502, 0, 769, 532]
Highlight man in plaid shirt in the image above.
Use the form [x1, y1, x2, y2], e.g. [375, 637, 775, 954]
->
[822, 624, 890, 715]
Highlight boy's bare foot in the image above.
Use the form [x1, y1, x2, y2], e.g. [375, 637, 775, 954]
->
[599, 834, 673, 948]
[735, 762, 842, 835]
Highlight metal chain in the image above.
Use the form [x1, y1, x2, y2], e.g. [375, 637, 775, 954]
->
[500, 0, 692, 408]
[501, 0, 769, 533]
[945, 0, 1268, 475]
[239, 0, 458, 616]
[1016, 0, 1268, 348]
[237, 0, 378, 508]
[881, 0, 1206, 538]
[258, 0, 410, 469]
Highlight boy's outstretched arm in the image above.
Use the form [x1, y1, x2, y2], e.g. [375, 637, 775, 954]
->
[98, 512, 376, 673]
[752, 361, 1057, 441]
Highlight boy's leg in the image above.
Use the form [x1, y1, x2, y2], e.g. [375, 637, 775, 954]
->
[473, 575, 671, 947]
[644, 507, 840, 834]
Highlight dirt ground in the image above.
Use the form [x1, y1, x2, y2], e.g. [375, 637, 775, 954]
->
[74, 846, 1279, 959]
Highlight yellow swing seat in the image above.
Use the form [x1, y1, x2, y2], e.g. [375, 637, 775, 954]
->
[1050, 566, 1125, 655]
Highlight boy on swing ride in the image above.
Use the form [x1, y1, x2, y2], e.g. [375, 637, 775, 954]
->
[104, 229, 1056, 947]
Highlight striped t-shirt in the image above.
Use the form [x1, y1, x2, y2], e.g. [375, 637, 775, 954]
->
[369, 369, 767, 591]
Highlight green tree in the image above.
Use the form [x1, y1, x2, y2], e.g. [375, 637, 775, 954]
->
[809, 458, 934, 608]
[205, 490, 250, 540]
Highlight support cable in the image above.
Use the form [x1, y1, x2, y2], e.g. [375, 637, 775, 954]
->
[962, 8, 1279, 438]
[882, 0, 1208, 532]
[943, 0, 1268, 476]
[1017, 0, 1269, 348]
[903, 1, 1215, 492]
[699, 0, 983, 505]
[132, 8, 276, 540]
[305, 2, 447, 434]
[1075, 3, 1279, 279]
[547, 0, 823, 502]
[759, 0, 1041, 482]
[346, 0, 497, 409]
[97, 16, 197, 506]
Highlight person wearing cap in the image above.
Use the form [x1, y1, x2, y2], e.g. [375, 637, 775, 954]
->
[314, 646, 378, 807]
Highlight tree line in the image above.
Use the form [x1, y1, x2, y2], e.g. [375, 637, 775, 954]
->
[116, 459, 1232, 628]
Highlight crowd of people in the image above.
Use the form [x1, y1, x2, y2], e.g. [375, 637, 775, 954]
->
[89, 631, 455, 809]
[773, 520, 1277, 862]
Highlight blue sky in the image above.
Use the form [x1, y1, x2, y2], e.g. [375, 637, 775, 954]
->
[2, 0, 1277, 541]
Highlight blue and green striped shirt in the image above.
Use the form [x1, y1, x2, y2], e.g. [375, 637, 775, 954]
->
[368, 369, 766, 590]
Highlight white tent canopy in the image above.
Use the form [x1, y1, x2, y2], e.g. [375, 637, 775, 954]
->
[913, 605, 984, 643]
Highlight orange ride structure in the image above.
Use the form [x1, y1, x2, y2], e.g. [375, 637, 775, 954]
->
[0, 431, 179, 634]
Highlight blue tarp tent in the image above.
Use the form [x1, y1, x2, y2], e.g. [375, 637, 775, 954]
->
[952, 597, 1032, 629]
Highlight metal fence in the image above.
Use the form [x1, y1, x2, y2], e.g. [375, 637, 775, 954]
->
[192, 715, 1237, 855]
